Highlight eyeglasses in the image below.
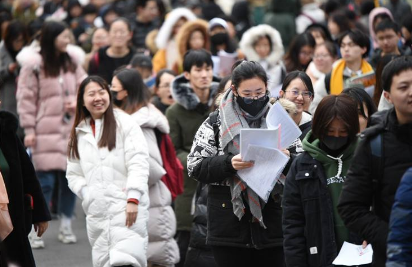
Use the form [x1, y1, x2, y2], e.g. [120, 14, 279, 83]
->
[285, 90, 313, 99]
[158, 83, 171, 89]
[239, 92, 269, 104]
[313, 54, 331, 59]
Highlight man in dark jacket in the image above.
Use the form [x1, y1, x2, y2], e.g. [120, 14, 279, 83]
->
[369, 20, 411, 69]
[338, 56, 412, 267]
[166, 49, 219, 267]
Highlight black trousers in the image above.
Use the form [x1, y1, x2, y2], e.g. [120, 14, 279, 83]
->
[211, 245, 285, 267]
[175, 230, 191, 267]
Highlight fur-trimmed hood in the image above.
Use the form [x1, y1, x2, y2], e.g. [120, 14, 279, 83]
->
[171, 74, 220, 110]
[16, 42, 86, 69]
[175, 19, 210, 60]
[155, 8, 197, 50]
[239, 24, 284, 66]
[0, 111, 18, 134]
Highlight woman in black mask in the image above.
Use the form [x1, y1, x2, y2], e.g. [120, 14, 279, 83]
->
[208, 18, 243, 77]
[187, 60, 290, 267]
[283, 94, 366, 267]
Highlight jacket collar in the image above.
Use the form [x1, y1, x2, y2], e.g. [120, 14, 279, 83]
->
[171, 74, 220, 111]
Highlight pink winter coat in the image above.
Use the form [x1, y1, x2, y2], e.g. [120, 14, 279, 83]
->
[16, 44, 87, 171]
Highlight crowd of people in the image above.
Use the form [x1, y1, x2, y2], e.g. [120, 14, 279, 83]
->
[0, 0, 411, 266]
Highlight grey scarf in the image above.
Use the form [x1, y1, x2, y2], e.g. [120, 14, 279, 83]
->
[219, 89, 271, 228]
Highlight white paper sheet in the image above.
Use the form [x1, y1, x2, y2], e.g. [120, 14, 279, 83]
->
[266, 102, 302, 149]
[237, 145, 289, 202]
[240, 128, 280, 158]
[332, 242, 373, 266]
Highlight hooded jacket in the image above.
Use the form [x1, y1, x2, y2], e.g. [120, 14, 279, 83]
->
[16, 44, 86, 172]
[174, 19, 210, 74]
[283, 131, 359, 267]
[166, 74, 219, 231]
[66, 109, 150, 267]
[130, 104, 179, 266]
[152, 8, 197, 72]
[239, 24, 285, 95]
[368, 7, 394, 50]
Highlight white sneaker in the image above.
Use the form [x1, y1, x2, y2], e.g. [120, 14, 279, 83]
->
[58, 226, 77, 244]
[29, 229, 45, 249]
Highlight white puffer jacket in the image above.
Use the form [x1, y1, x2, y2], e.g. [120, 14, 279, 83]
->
[131, 104, 180, 266]
[66, 109, 150, 267]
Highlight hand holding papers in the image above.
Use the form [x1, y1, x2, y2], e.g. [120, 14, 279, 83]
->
[238, 145, 289, 202]
[332, 242, 373, 266]
[237, 103, 302, 202]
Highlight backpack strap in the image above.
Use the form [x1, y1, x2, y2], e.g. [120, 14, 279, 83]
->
[370, 133, 383, 209]
[209, 110, 220, 148]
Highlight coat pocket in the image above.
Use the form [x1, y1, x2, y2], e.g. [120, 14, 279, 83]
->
[207, 194, 242, 241]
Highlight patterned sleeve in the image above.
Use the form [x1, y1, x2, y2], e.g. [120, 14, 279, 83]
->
[187, 117, 218, 178]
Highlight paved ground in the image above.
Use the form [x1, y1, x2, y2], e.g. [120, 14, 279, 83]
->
[32, 199, 93, 267]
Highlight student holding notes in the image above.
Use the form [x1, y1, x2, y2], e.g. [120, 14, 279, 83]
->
[187, 61, 291, 267]
[282, 94, 364, 266]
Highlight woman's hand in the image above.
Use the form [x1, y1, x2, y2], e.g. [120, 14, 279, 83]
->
[231, 154, 254, 170]
[24, 134, 36, 148]
[282, 149, 290, 157]
[64, 99, 76, 115]
[8, 63, 17, 73]
[34, 221, 48, 237]
[125, 202, 138, 227]
[362, 240, 368, 249]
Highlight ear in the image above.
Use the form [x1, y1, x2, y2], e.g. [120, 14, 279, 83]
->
[183, 71, 190, 81]
[383, 90, 393, 104]
[279, 90, 284, 98]
[231, 85, 237, 96]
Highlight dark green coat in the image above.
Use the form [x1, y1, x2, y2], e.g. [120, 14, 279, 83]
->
[166, 74, 219, 231]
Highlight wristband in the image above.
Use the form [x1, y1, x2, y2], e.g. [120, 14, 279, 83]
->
[127, 198, 139, 205]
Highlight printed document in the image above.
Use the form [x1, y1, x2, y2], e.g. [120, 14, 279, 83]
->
[266, 102, 302, 149]
[240, 128, 280, 157]
[238, 144, 289, 202]
[332, 242, 373, 266]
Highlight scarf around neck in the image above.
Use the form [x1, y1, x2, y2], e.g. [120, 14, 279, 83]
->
[330, 59, 374, 95]
[218, 89, 271, 228]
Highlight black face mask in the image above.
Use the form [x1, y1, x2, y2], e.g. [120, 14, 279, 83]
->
[211, 32, 229, 46]
[111, 90, 124, 107]
[236, 94, 269, 116]
[322, 136, 349, 151]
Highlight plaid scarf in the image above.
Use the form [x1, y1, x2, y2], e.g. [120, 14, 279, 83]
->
[219, 89, 270, 228]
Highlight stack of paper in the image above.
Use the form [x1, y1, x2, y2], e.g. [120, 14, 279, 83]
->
[238, 145, 289, 202]
[332, 242, 373, 266]
[237, 103, 303, 202]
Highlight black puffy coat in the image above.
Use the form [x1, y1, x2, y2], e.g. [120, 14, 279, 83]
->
[184, 183, 218, 267]
[0, 111, 51, 267]
[338, 109, 412, 267]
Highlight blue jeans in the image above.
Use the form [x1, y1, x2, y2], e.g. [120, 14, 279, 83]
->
[36, 171, 76, 218]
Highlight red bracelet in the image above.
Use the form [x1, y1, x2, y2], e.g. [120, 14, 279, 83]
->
[127, 198, 139, 205]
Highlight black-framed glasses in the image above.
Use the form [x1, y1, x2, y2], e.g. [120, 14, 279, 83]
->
[285, 90, 313, 99]
[240, 92, 269, 104]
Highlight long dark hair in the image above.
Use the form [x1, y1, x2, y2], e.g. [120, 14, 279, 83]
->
[113, 68, 151, 114]
[40, 20, 76, 77]
[3, 20, 28, 59]
[68, 76, 117, 159]
[284, 33, 315, 72]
